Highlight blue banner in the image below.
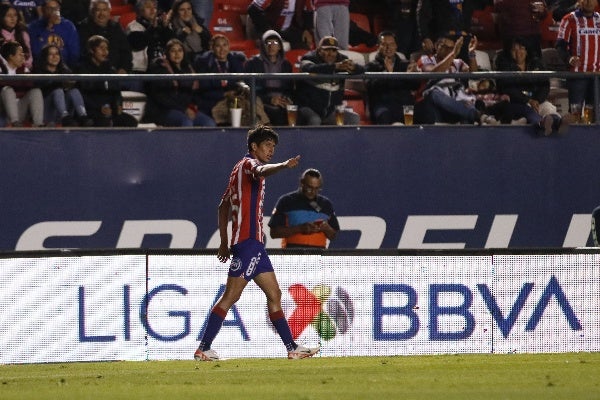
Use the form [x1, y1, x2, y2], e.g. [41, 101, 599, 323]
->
[1, 125, 598, 250]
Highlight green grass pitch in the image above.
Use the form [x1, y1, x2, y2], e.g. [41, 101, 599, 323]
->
[1, 353, 599, 399]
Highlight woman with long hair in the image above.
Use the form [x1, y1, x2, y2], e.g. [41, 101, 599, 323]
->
[169, 0, 210, 62]
[145, 38, 215, 127]
[33, 43, 94, 126]
[0, 3, 33, 69]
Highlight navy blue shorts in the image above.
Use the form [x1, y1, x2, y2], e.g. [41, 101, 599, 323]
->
[228, 239, 274, 281]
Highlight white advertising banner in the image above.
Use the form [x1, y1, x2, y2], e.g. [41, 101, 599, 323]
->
[1, 253, 598, 364]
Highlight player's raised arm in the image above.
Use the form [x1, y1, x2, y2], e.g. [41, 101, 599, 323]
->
[256, 155, 301, 177]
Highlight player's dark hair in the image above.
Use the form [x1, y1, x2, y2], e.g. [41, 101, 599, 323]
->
[247, 124, 278, 151]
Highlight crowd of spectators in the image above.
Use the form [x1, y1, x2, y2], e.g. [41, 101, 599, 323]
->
[0, 0, 594, 128]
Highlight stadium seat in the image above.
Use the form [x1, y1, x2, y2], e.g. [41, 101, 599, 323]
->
[366, 51, 407, 63]
[110, 4, 134, 17]
[338, 50, 367, 66]
[285, 49, 308, 73]
[540, 12, 559, 48]
[119, 11, 137, 30]
[121, 91, 147, 122]
[541, 47, 567, 71]
[344, 98, 370, 125]
[471, 6, 502, 50]
[209, 10, 257, 52]
[214, 0, 251, 13]
[350, 12, 371, 33]
[475, 50, 492, 71]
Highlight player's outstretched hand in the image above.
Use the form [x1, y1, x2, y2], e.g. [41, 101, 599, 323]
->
[285, 155, 301, 169]
[217, 243, 231, 263]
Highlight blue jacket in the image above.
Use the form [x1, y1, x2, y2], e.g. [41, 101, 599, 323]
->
[27, 17, 80, 69]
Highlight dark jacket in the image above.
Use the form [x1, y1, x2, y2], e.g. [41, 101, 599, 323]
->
[244, 30, 294, 105]
[495, 53, 550, 104]
[32, 62, 77, 97]
[145, 57, 198, 125]
[193, 50, 247, 114]
[366, 52, 418, 112]
[78, 18, 133, 72]
[77, 58, 123, 114]
[295, 49, 365, 118]
[127, 16, 175, 63]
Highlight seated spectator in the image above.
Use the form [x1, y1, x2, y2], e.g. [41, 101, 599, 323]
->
[295, 35, 364, 125]
[0, 3, 33, 69]
[244, 29, 294, 126]
[366, 31, 418, 124]
[471, 79, 508, 125]
[247, 0, 314, 50]
[496, 37, 572, 135]
[169, 0, 210, 62]
[145, 38, 216, 127]
[28, 0, 80, 69]
[33, 43, 93, 126]
[78, 0, 132, 75]
[415, 34, 480, 125]
[78, 35, 138, 127]
[5, 0, 42, 24]
[126, 0, 173, 74]
[193, 33, 246, 118]
[0, 40, 44, 127]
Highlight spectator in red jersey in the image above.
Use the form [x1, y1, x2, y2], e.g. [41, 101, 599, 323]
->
[247, 0, 314, 49]
[555, 0, 600, 113]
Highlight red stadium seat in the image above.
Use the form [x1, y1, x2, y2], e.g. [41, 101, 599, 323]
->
[214, 0, 251, 13]
[470, 6, 502, 50]
[110, 4, 134, 16]
[119, 11, 137, 30]
[285, 49, 307, 73]
[344, 98, 370, 125]
[540, 12, 559, 48]
[209, 10, 257, 52]
[350, 12, 371, 33]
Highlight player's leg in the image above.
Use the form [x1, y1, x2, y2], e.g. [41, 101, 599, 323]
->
[194, 275, 248, 361]
[254, 271, 320, 359]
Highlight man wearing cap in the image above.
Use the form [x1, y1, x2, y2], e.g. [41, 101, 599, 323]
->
[295, 35, 364, 126]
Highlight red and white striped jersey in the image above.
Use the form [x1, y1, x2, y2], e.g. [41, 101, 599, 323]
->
[557, 9, 600, 72]
[221, 155, 266, 246]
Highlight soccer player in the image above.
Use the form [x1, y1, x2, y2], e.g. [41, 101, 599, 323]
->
[194, 124, 320, 361]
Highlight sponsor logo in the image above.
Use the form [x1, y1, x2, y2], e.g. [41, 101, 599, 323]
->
[287, 284, 354, 340]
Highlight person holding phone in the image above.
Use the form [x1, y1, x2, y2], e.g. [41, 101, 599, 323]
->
[269, 168, 339, 248]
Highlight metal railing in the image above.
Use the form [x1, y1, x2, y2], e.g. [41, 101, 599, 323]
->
[8, 70, 599, 124]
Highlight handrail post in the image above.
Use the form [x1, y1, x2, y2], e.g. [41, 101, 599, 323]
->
[250, 76, 257, 126]
[594, 74, 599, 124]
